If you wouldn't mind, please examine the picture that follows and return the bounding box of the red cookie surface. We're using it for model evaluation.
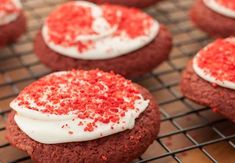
[34,25,172,78]
[190,0,235,37]
[86,0,162,8]
[7,83,160,163]
[181,38,235,122]
[181,61,235,122]
[0,12,26,47]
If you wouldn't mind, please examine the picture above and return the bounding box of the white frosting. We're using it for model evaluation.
[193,56,235,89]
[0,0,22,26]
[10,71,150,144]
[203,0,235,18]
[193,39,235,90]
[42,1,159,60]
[11,96,149,144]
[68,1,119,41]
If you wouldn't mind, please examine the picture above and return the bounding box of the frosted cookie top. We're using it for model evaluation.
[42,1,159,60]
[217,0,235,10]
[203,0,235,18]
[10,70,150,144]
[0,0,22,26]
[193,37,235,89]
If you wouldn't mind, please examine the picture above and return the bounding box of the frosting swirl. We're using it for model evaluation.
[10,70,149,144]
[42,1,159,60]
[0,0,22,26]
[203,0,235,18]
[193,37,235,89]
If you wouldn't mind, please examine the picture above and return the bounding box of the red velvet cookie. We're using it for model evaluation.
[0,0,26,47]
[190,0,235,37]
[34,2,172,78]
[86,0,162,8]
[6,69,160,163]
[181,38,235,122]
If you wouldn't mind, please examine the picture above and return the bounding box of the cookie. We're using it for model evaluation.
[6,70,160,163]
[34,1,172,78]
[0,0,26,47]
[35,25,171,78]
[181,38,235,122]
[86,0,162,8]
[190,0,235,37]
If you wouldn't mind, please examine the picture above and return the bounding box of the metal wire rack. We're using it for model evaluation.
[0,0,235,162]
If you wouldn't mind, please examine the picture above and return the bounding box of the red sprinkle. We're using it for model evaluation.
[46,2,154,52]
[212,107,219,113]
[211,83,218,88]
[217,0,235,10]
[68,131,74,135]
[78,122,83,126]
[46,2,95,52]
[197,38,235,83]
[101,155,107,161]
[0,0,19,14]
[101,5,154,38]
[15,70,141,132]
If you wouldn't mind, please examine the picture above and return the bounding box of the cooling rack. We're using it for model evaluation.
[0,0,235,162]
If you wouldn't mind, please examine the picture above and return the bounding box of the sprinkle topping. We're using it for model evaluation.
[196,38,235,83]
[217,0,235,10]
[101,5,154,38]
[46,2,155,52]
[14,70,141,131]
[0,0,19,13]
